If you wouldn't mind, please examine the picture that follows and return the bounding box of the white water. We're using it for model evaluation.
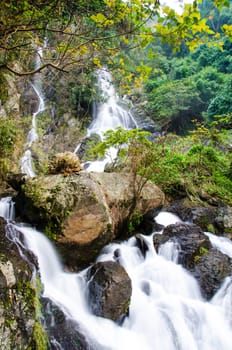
[76,68,137,172]
[21,46,45,177]
[0,197,15,221]
[12,212,232,350]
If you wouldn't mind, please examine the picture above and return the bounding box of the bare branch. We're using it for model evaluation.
[0,63,68,76]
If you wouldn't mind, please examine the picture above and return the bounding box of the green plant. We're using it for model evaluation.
[0,118,17,157]
[127,212,143,232]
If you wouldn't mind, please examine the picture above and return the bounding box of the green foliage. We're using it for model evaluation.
[90,123,231,205]
[207,76,232,118]
[146,79,203,133]
[141,1,232,134]
[0,117,18,178]
[0,118,17,157]
[127,212,143,232]
[89,126,152,164]
[0,74,8,104]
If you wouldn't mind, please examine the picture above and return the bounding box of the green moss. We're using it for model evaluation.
[127,211,143,233]
[194,247,209,262]
[207,224,215,233]
[44,223,57,241]
[199,247,209,255]
[0,73,8,104]
[28,321,49,350]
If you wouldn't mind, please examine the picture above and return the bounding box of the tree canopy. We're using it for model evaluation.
[0,0,231,77]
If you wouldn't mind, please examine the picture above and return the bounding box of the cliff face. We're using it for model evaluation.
[0,65,90,181]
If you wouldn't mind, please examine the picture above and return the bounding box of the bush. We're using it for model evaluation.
[0,118,17,157]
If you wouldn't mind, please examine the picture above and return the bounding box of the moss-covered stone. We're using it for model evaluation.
[15,172,164,269]
[0,218,47,349]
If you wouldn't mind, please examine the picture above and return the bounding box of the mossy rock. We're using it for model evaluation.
[0,218,47,349]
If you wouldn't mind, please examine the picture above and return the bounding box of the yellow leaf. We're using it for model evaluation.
[119,58,124,65]
[93,57,101,67]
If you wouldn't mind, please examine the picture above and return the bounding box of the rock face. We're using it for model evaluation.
[0,72,21,118]
[0,218,46,349]
[153,222,232,299]
[15,172,164,268]
[87,261,132,321]
[165,200,232,238]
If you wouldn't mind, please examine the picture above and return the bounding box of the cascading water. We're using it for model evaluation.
[21,46,45,177]
[4,52,232,349]
[10,211,232,350]
[0,197,15,221]
[75,68,137,172]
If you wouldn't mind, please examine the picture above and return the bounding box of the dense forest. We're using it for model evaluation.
[0,0,231,204]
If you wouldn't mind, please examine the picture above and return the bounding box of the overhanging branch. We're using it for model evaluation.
[0,63,68,76]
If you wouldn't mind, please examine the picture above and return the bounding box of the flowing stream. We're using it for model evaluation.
[0,197,15,221]
[75,68,137,172]
[1,203,231,350]
[21,46,45,177]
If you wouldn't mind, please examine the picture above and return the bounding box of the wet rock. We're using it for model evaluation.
[6,173,26,192]
[87,261,132,321]
[135,234,150,257]
[154,221,232,299]
[140,207,164,234]
[153,223,211,270]
[194,249,232,299]
[215,206,232,239]
[164,200,193,222]
[165,200,232,237]
[42,298,98,350]
[0,218,43,349]
[76,134,101,161]
[191,207,217,233]
[15,172,164,268]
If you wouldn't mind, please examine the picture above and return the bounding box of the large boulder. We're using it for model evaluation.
[86,261,132,321]
[15,172,164,268]
[0,218,47,349]
[153,222,232,299]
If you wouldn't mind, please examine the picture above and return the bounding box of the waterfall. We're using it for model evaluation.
[0,197,15,221]
[75,68,137,172]
[12,212,232,350]
[21,45,45,177]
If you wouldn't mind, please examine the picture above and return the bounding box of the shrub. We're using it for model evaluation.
[0,118,17,157]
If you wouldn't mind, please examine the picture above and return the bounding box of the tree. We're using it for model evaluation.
[146,79,203,133]
[0,0,158,76]
[207,76,232,118]
[0,0,229,79]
